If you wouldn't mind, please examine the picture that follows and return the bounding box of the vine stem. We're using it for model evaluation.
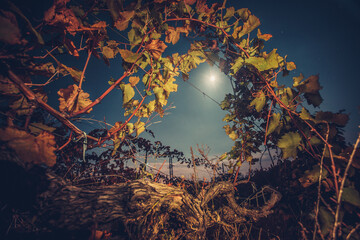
[332,130,360,239]
[7,70,98,142]
[65,49,92,111]
[313,123,330,240]
[263,100,273,145]
[166,18,250,58]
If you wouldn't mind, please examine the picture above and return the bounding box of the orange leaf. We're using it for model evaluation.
[58,84,93,113]
[129,76,140,87]
[257,29,272,41]
[0,127,57,167]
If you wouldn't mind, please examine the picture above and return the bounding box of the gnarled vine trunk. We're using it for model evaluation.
[1,150,281,239]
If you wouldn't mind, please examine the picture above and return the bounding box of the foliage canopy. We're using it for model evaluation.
[0,0,359,239]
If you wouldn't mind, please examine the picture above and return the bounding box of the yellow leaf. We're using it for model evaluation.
[134,121,145,137]
[0,127,56,166]
[119,83,135,105]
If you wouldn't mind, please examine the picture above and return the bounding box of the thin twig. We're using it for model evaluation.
[333,130,360,239]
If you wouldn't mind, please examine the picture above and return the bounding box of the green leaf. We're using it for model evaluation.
[245,49,279,71]
[102,46,116,59]
[250,91,266,112]
[128,28,143,49]
[119,49,141,63]
[266,112,281,136]
[319,206,334,236]
[277,132,301,159]
[342,187,360,208]
[120,83,135,105]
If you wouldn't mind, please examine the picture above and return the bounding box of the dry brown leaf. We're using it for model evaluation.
[0,127,57,167]
[58,84,93,113]
[145,39,167,60]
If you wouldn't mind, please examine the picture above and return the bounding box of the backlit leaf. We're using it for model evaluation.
[145,39,167,60]
[102,46,116,59]
[233,15,260,39]
[297,75,322,94]
[245,49,279,71]
[293,73,304,87]
[277,132,301,159]
[223,125,238,141]
[257,29,272,41]
[129,76,140,87]
[119,49,141,63]
[266,113,281,136]
[120,83,135,105]
[286,61,296,71]
[114,11,135,31]
[299,165,328,188]
[250,91,266,112]
[134,121,145,137]
[224,7,235,20]
[58,84,93,113]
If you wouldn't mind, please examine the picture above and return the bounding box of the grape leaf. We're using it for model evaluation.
[342,187,360,208]
[245,49,279,71]
[10,92,47,116]
[233,15,260,39]
[145,39,167,60]
[134,121,145,137]
[119,83,135,105]
[0,127,56,166]
[286,61,296,71]
[129,76,140,87]
[223,125,238,141]
[0,11,23,45]
[0,75,20,95]
[266,113,281,136]
[114,11,135,31]
[102,46,117,59]
[250,91,266,112]
[58,84,93,113]
[293,73,304,87]
[119,49,141,63]
[297,75,322,94]
[277,132,301,159]
[257,29,272,41]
